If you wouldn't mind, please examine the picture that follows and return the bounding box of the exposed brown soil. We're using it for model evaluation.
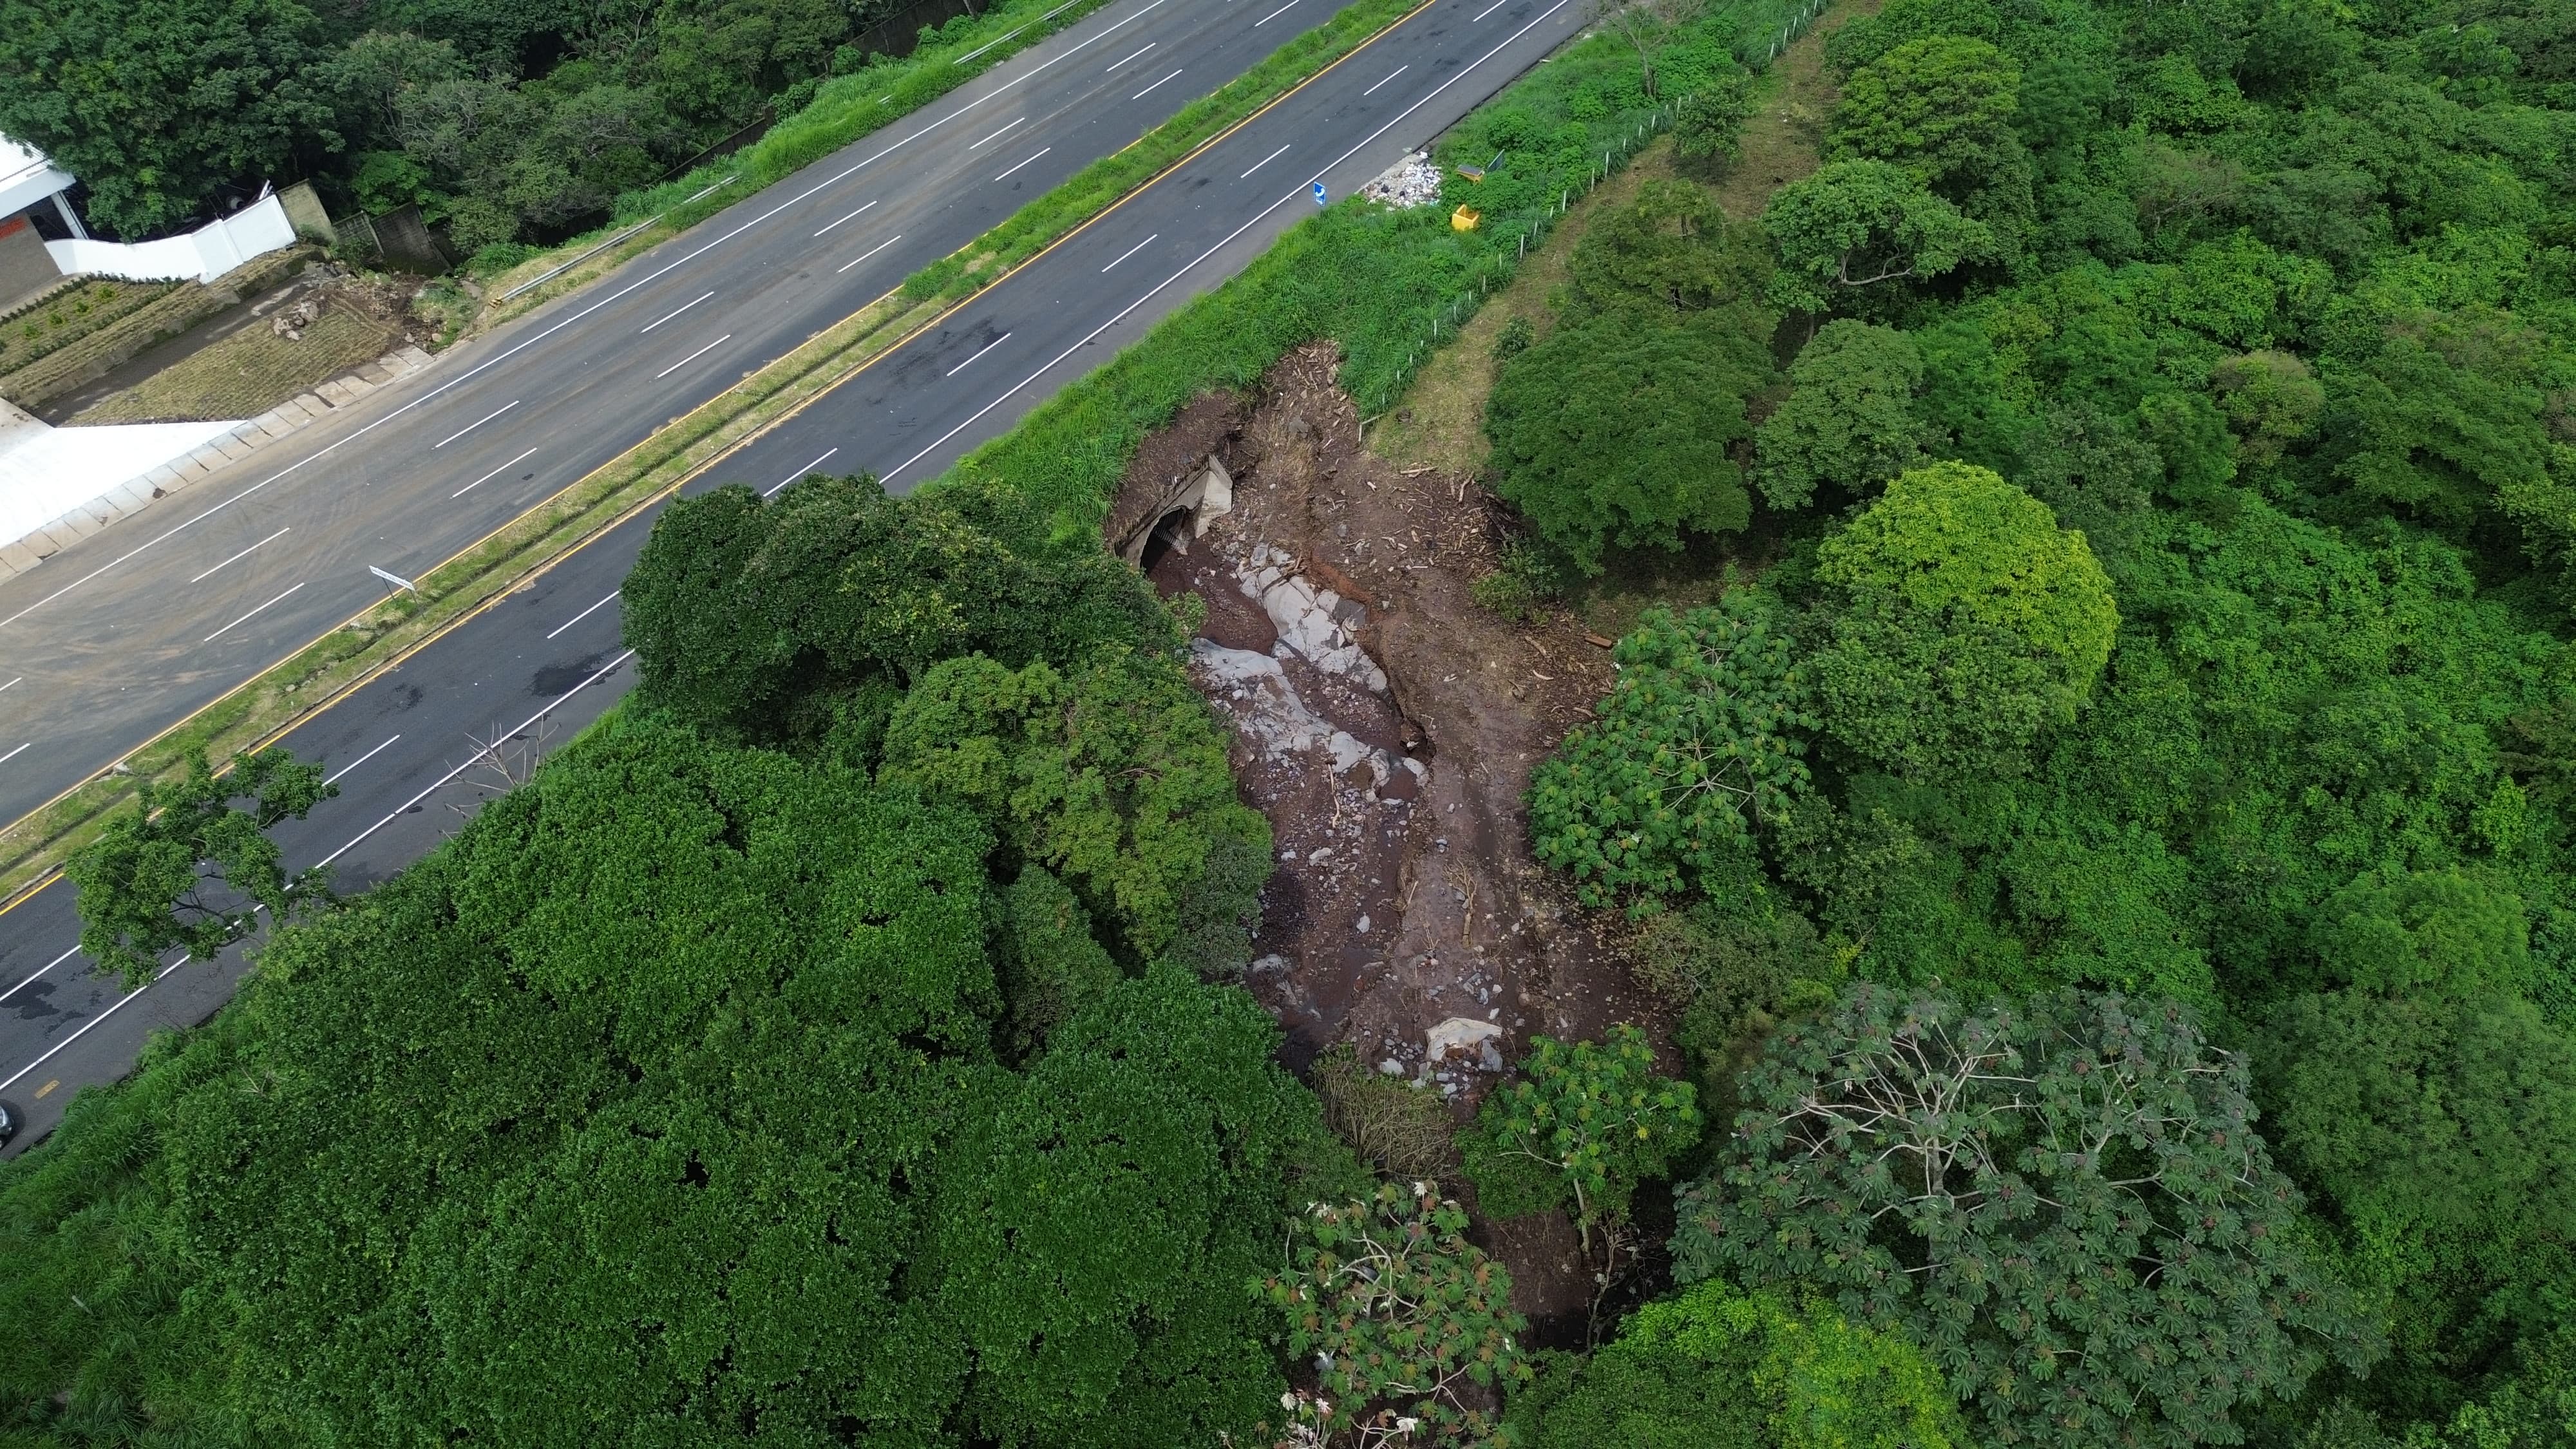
[1121,343,1672,1329]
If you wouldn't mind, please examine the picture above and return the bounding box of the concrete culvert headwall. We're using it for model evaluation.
[1110,453,1233,567]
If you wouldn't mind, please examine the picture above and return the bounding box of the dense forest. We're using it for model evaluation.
[0,0,961,245]
[5,0,2576,1443]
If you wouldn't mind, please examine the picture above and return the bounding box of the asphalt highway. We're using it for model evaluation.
[0,0,1586,1155]
[0,0,1331,829]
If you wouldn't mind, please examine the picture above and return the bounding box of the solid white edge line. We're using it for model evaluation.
[639,290,715,332]
[0,3,1187,636]
[187,526,291,585]
[766,448,840,496]
[451,446,541,499]
[837,235,904,274]
[814,200,880,236]
[1101,232,1160,272]
[883,0,1577,486]
[545,589,621,640]
[1255,0,1300,24]
[431,400,519,448]
[203,582,305,643]
[969,116,1028,149]
[315,650,636,871]
[323,733,402,786]
[0,945,79,1005]
[1241,144,1290,179]
[655,334,733,379]
[1133,68,1184,100]
[994,147,1054,182]
[1364,63,1408,95]
[0,953,188,1097]
[948,332,1015,376]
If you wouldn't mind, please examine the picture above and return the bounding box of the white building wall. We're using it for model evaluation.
[42,192,298,284]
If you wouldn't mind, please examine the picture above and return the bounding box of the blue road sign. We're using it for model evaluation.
[1312,181,1328,205]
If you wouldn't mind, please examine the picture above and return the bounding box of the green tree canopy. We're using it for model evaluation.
[87,712,1344,1445]
[1828,35,2025,198]
[1763,160,1998,314]
[0,0,337,233]
[1515,1278,1971,1449]
[879,645,1271,972]
[1676,983,2377,1449]
[2303,865,2531,997]
[622,474,1170,746]
[2260,988,2576,1245]
[1567,178,1772,317]
[66,748,335,986]
[1484,317,1769,573]
[1811,460,2119,776]
[1461,1025,1701,1246]
[1754,319,1940,511]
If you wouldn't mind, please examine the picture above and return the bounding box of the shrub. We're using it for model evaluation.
[1528,594,1819,903]
[1255,1182,1531,1447]
[1463,1025,1701,1247]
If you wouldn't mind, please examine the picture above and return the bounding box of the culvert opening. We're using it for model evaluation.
[1137,508,1195,572]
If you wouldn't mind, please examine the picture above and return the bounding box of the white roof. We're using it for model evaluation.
[0,133,76,222]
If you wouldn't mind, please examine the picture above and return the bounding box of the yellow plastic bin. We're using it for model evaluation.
[1451,205,1481,232]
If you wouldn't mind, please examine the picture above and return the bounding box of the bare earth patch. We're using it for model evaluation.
[1126,344,1671,1331]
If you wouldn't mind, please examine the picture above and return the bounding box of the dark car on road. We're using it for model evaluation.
[0,1097,17,1149]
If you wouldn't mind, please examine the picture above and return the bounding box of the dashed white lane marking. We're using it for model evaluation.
[0,678,18,693]
[0,952,189,1096]
[655,334,733,379]
[0,945,79,1005]
[948,333,1015,376]
[639,291,715,332]
[1241,144,1290,179]
[0,743,27,766]
[1365,64,1408,95]
[187,527,291,585]
[452,447,540,499]
[1255,0,1300,24]
[768,449,839,496]
[815,200,879,236]
[432,401,518,448]
[1102,233,1160,272]
[995,147,1053,182]
[1106,41,1156,70]
[837,236,904,273]
[204,582,305,643]
[323,734,402,786]
[1133,68,1184,100]
[1473,0,1510,19]
[969,117,1028,149]
[545,590,620,640]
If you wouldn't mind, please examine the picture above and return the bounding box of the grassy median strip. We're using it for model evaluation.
[0,0,1438,907]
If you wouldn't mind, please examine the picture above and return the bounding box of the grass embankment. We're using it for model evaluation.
[1363,0,1868,638]
[937,7,1774,537]
[69,302,401,425]
[0,0,1437,905]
